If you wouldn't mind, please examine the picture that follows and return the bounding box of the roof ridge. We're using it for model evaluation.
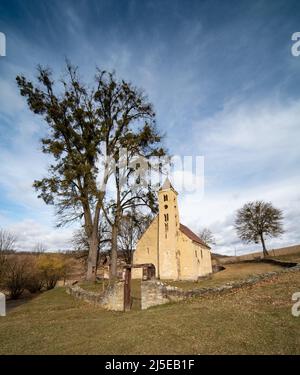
[179,223,211,249]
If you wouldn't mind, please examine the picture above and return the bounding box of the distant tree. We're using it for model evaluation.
[33,242,47,254]
[16,62,165,281]
[0,229,17,253]
[0,229,17,282]
[198,228,216,246]
[234,201,284,257]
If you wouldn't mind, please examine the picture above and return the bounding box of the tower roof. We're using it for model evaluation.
[160,177,175,191]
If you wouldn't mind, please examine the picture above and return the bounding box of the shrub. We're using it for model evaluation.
[0,252,7,283]
[1,255,31,299]
[24,257,44,293]
[37,254,65,290]
[0,253,74,297]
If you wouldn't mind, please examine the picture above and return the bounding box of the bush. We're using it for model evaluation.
[0,252,7,282]
[24,257,44,293]
[0,253,74,297]
[0,255,31,299]
[37,254,65,290]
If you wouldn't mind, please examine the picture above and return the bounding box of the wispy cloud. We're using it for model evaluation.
[0,0,300,252]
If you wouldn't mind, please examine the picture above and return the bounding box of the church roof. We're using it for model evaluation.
[179,223,211,249]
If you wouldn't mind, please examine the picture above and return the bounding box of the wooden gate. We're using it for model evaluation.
[123,267,131,312]
[123,263,155,311]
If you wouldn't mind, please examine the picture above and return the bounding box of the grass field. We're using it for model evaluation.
[166,261,284,290]
[1,270,299,354]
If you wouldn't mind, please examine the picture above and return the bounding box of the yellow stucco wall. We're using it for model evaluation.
[176,231,212,280]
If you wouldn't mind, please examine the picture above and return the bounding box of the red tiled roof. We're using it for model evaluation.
[179,223,211,249]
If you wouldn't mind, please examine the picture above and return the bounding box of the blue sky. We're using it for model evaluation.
[0,0,300,254]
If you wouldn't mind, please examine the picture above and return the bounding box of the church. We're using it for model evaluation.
[132,178,212,280]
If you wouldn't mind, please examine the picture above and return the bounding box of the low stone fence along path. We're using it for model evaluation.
[66,281,124,311]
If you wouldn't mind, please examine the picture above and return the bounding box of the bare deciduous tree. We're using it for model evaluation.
[0,229,17,282]
[198,228,216,246]
[0,229,17,253]
[1,255,30,299]
[234,201,284,257]
[33,242,47,254]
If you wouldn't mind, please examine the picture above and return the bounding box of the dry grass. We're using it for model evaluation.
[78,280,110,292]
[0,270,299,354]
[271,249,300,263]
[166,261,284,290]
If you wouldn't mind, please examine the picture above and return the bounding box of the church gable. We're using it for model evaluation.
[137,215,158,245]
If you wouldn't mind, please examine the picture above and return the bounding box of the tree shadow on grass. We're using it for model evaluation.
[5,291,42,313]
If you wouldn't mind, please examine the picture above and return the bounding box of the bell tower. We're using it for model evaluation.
[158,178,180,279]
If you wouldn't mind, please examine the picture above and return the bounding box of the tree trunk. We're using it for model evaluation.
[260,233,269,257]
[86,231,99,282]
[85,192,105,281]
[110,222,118,281]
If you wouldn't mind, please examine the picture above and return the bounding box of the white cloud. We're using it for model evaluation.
[165,96,300,255]
[0,78,25,115]
[194,97,300,168]
[179,175,300,255]
[6,219,75,251]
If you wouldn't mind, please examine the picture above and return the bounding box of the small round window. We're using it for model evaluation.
[164,205,168,209]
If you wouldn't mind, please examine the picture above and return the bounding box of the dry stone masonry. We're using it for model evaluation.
[66,281,124,311]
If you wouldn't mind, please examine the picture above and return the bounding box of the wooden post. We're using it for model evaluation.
[124,267,131,312]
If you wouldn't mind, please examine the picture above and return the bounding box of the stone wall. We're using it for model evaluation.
[141,262,300,309]
[141,280,170,309]
[66,281,124,311]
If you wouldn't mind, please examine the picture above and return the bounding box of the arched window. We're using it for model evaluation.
[163,194,168,201]
[165,223,168,238]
